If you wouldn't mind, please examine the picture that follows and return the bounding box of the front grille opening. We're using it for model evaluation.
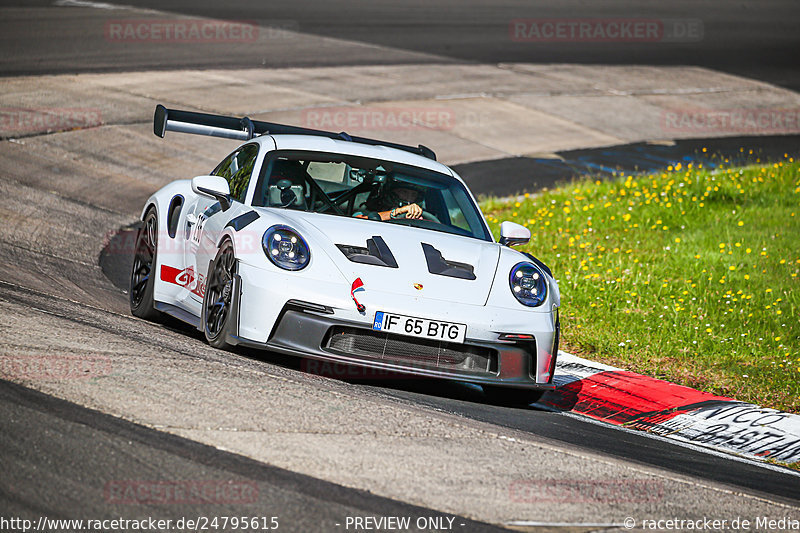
[323,326,497,374]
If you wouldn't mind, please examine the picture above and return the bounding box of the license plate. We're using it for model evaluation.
[372,311,467,344]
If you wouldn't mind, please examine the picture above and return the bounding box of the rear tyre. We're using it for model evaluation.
[202,240,237,350]
[129,208,162,321]
[483,386,543,407]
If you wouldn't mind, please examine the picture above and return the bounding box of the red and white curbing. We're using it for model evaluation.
[542,352,800,465]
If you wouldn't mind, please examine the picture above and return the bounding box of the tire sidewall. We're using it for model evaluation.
[202,240,235,349]
[129,208,160,320]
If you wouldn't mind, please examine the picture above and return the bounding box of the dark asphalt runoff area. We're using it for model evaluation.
[0,378,504,532]
[453,134,800,197]
[1,0,799,92]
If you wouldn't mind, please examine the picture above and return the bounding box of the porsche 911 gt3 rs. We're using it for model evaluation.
[130,105,560,404]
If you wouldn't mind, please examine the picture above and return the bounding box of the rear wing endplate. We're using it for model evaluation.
[153,104,436,160]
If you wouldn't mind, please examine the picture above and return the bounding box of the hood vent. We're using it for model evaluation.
[421,243,476,280]
[336,235,398,268]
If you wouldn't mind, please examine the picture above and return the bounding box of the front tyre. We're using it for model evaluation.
[129,208,161,321]
[482,386,543,407]
[202,240,237,350]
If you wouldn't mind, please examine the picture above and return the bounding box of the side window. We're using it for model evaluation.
[212,144,259,203]
[441,189,469,232]
[306,161,347,195]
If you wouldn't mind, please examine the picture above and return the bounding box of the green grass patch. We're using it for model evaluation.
[481,155,800,412]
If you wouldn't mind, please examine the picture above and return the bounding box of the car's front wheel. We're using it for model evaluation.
[202,240,237,350]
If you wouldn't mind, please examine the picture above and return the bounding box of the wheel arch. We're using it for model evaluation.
[217,230,237,254]
[139,179,194,223]
[218,224,261,265]
[139,195,161,222]
[141,201,158,221]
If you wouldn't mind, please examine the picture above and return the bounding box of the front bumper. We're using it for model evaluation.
[229,300,557,389]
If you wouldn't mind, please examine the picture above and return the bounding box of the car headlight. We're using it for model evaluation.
[262,225,310,271]
[509,262,547,307]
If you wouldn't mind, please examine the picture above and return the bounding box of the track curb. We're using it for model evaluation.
[546,352,800,465]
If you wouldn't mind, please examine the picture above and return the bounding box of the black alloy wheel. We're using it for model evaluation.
[129,209,161,320]
[203,240,237,349]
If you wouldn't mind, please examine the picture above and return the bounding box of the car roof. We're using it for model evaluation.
[254,134,461,182]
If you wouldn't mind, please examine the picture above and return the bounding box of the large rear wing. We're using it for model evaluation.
[153,104,436,160]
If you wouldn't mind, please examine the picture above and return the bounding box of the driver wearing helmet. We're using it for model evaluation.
[354,178,425,221]
[378,185,423,220]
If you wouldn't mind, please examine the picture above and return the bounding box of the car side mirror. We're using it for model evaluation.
[191,175,232,211]
[499,221,530,247]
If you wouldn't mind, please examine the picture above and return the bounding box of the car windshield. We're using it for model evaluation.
[252,151,492,241]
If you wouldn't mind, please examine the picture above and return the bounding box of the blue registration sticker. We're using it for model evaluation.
[373,311,384,331]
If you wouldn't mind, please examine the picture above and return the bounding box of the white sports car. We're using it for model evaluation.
[130,105,560,404]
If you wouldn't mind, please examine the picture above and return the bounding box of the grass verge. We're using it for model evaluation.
[481,154,799,413]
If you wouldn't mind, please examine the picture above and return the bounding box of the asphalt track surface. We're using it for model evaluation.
[0,379,503,531]
[1,0,799,92]
[2,0,800,529]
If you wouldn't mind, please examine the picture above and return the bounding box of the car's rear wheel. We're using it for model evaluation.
[482,386,543,407]
[129,208,161,321]
[202,240,236,349]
